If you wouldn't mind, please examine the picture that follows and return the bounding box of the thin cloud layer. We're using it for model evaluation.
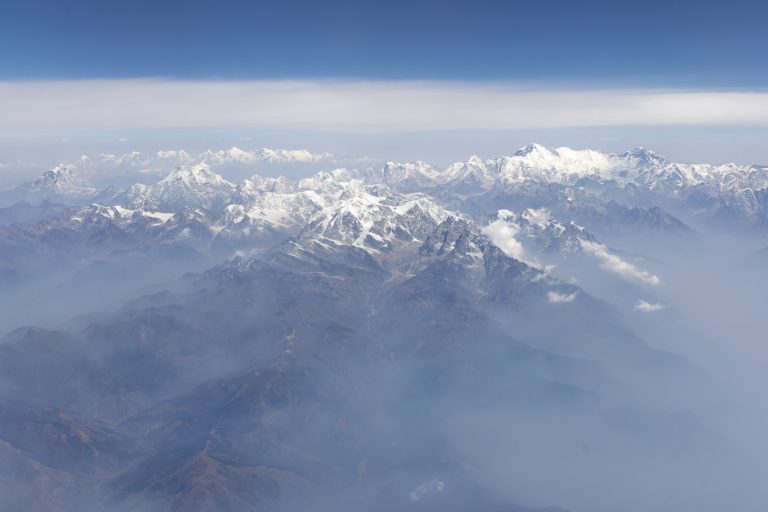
[580,240,661,286]
[547,291,578,304]
[635,300,666,312]
[2,80,768,137]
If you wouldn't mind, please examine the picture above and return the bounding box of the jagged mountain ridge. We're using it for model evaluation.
[0,144,700,234]
[0,145,693,299]
[5,142,766,214]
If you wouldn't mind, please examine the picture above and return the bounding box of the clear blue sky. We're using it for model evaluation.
[1,0,766,85]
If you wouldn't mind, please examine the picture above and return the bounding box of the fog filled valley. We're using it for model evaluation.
[2,144,768,512]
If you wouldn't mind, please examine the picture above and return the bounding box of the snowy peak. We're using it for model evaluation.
[160,163,235,188]
[69,147,335,184]
[200,146,333,165]
[238,174,294,195]
[300,187,450,252]
[221,178,327,235]
[496,144,619,183]
[512,143,613,170]
[9,142,768,239]
[115,151,148,166]
[297,168,363,196]
[514,143,553,157]
[33,164,80,187]
[437,144,622,190]
[83,152,150,167]
[373,161,440,190]
[156,149,193,162]
[131,163,237,210]
[77,149,192,169]
[440,155,494,191]
[432,143,768,195]
[27,164,98,201]
[620,147,668,168]
[254,147,332,163]
[419,216,524,275]
[200,147,255,165]
[488,208,596,257]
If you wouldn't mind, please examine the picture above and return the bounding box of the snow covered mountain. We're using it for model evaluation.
[137,163,237,210]
[77,146,335,170]
[367,161,441,190]
[7,142,767,232]
[2,141,765,289]
[1,142,759,512]
[23,146,351,190]
[200,146,334,165]
[0,164,99,206]
[438,144,628,192]
[484,208,597,258]
[435,143,767,194]
[299,188,449,252]
[421,145,768,230]
[0,142,731,296]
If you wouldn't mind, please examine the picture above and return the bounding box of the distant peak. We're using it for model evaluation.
[226,146,249,156]
[30,163,96,195]
[39,163,77,180]
[467,154,484,164]
[621,147,667,164]
[161,162,232,187]
[514,143,551,157]
[156,149,192,160]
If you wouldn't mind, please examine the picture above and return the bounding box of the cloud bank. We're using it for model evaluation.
[2,80,768,137]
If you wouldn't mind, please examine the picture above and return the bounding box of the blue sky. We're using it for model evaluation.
[3,0,766,84]
[0,0,767,166]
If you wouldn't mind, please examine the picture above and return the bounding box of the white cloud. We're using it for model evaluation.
[547,291,578,303]
[634,300,666,312]
[580,240,661,286]
[1,80,768,138]
[482,216,526,262]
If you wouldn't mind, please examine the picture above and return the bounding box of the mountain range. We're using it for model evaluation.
[0,144,764,512]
